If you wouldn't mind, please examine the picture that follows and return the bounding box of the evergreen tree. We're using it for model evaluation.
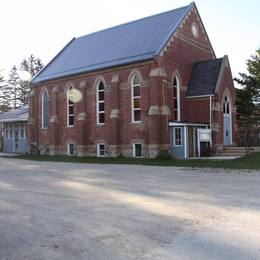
[8,66,20,109]
[235,49,260,145]
[19,55,44,105]
[20,54,44,77]
[0,73,11,112]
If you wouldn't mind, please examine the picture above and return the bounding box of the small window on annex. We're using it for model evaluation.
[174,127,182,146]
[133,143,142,158]
[42,90,48,128]
[20,124,26,139]
[67,143,75,155]
[131,74,141,122]
[67,87,74,126]
[97,143,105,157]
[96,81,105,125]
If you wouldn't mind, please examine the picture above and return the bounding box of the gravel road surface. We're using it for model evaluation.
[0,158,259,259]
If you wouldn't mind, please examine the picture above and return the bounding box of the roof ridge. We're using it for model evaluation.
[76,3,192,40]
[155,2,194,56]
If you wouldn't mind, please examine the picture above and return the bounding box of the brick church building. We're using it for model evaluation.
[29,2,237,158]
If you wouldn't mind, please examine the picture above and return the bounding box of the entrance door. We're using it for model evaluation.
[223,96,232,145]
[14,128,19,153]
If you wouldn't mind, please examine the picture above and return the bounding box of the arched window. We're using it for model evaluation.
[173,76,180,121]
[131,74,141,122]
[42,90,48,128]
[96,81,105,125]
[67,86,74,126]
[223,96,231,114]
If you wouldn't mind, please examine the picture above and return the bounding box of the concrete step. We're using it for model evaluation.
[216,146,247,157]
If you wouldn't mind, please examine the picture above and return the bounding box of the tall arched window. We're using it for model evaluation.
[173,76,180,121]
[42,90,48,128]
[223,96,231,114]
[96,81,105,125]
[67,86,74,126]
[131,74,141,122]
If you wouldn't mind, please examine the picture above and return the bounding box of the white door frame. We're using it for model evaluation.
[223,96,232,145]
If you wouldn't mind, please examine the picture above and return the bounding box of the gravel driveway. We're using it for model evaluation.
[0,157,260,259]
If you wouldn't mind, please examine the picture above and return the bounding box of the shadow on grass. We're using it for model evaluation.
[3,152,260,170]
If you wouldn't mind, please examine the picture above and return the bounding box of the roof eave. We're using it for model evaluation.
[32,57,155,86]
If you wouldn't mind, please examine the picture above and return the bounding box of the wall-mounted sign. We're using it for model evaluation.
[198,129,212,142]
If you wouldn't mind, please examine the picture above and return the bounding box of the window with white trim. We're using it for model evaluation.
[42,90,48,128]
[173,76,180,121]
[174,127,182,146]
[67,143,74,155]
[96,81,105,125]
[97,143,105,157]
[133,143,142,158]
[223,96,231,114]
[67,86,74,127]
[9,128,13,139]
[131,75,141,122]
[5,127,8,139]
[20,124,26,139]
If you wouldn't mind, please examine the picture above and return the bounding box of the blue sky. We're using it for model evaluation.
[0,0,259,81]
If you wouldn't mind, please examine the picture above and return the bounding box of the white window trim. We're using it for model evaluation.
[9,127,14,139]
[42,91,48,129]
[97,143,105,157]
[131,75,141,123]
[19,125,26,139]
[5,127,9,139]
[223,96,233,144]
[96,81,105,125]
[67,143,74,156]
[67,87,74,127]
[132,143,142,158]
[173,127,182,147]
[173,76,181,121]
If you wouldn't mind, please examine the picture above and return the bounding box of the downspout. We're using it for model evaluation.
[209,95,213,152]
[209,95,212,128]
[34,86,39,154]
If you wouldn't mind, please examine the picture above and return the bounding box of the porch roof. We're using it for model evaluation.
[0,106,28,123]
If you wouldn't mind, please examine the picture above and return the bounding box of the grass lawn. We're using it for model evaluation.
[8,152,260,170]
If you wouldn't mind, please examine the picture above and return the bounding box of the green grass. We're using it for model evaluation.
[7,152,260,170]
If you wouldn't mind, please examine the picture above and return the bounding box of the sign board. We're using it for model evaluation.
[198,129,212,142]
[197,128,212,157]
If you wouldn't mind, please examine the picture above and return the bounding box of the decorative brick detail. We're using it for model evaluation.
[110,109,120,118]
[77,112,87,121]
[149,68,167,77]
[148,106,160,115]
[160,106,171,115]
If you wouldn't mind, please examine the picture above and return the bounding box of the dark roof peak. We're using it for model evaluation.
[187,58,224,97]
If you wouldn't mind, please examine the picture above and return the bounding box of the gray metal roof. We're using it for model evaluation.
[0,106,29,123]
[32,3,194,84]
[186,58,223,97]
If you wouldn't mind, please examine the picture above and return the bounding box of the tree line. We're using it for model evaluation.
[0,55,44,112]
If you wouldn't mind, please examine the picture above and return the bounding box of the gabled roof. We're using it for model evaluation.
[0,106,28,123]
[186,58,223,97]
[32,3,194,84]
